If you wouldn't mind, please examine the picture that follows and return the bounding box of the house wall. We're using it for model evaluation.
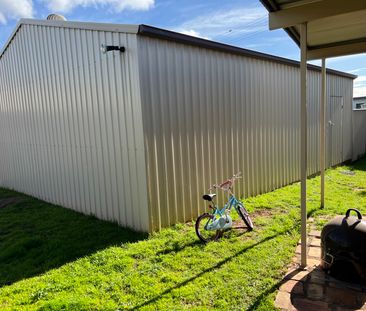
[0,23,150,231]
[353,97,366,110]
[352,110,366,160]
[137,36,354,231]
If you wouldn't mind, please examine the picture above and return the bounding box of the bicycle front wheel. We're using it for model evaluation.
[237,204,254,231]
[195,213,221,242]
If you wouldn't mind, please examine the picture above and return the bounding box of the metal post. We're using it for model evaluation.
[300,23,308,268]
[320,59,326,208]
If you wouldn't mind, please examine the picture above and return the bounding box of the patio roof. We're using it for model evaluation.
[260,0,366,268]
[260,0,366,60]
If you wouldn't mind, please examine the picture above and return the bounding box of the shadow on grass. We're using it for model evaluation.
[156,239,202,256]
[131,222,300,310]
[246,269,301,311]
[0,189,147,287]
[350,157,366,172]
[357,190,366,197]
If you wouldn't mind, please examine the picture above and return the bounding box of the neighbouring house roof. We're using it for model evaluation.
[0,18,357,80]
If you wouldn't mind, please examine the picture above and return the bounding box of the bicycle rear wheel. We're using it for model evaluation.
[195,213,221,242]
[237,204,254,231]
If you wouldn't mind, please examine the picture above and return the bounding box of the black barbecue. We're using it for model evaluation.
[321,209,366,284]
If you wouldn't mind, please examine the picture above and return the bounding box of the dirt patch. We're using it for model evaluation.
[231,219,249,229]
[251,208,274,218]
[231,209,274,230]
[0,197,24,209]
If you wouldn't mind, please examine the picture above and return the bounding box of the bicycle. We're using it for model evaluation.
[195,172,254,242]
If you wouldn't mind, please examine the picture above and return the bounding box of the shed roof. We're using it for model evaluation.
[260,0,366,60]
[0,18,356,79]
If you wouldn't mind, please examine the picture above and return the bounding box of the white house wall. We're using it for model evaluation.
[0,23,149,231]
[137,36,354,231]
[352,110,366,160]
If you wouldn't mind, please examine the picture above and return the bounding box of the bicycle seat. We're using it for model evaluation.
[202,194,216,201]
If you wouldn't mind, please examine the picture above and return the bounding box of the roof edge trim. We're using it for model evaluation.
[260,0,301,47]
[137,24,356,79]
[0,18,139,59]
[0,19,357,80]
[0,20,23,58]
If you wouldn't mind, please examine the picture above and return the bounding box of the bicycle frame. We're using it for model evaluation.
[196,172,253,241]
[211,194,241,217]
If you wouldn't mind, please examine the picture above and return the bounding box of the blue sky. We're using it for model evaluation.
[1,0,366,96]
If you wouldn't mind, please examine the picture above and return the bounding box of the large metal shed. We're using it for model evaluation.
[0,18,356,232]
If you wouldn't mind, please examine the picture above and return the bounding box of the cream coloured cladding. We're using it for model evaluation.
[0,20,356,233]
[0,23,149,231]
[137,36,353,231]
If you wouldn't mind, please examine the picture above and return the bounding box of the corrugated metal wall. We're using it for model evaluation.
[326,76,354,167]
[0,22,356,233]
[352,110,366,160]
[0,24,149,231]
[137,37,354,231]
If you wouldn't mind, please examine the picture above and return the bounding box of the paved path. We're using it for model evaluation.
[275,218,366,311]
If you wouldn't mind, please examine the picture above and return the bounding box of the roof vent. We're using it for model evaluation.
[46,14,67,21]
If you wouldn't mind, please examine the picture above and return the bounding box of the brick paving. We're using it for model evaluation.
[275,218,366,311]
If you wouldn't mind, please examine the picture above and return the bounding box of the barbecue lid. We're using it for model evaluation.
[321,209,366,251]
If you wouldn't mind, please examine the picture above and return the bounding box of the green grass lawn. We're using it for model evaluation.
[0,158,365,310]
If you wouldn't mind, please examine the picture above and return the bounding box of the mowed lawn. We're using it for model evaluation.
[0,159,365,310]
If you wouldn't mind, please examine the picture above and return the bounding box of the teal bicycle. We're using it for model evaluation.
[195,172,253,242]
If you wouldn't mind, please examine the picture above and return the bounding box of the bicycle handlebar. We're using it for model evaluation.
[209,172,242,192]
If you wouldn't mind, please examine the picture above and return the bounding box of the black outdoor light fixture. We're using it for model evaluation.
[100,44,126,54]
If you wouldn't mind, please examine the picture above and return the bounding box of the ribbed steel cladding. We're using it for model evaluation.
[137,37,355,231]
[0,24,359,233]
[0,24,149,232]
